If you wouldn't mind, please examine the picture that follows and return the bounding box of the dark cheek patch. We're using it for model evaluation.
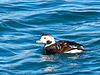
[47,40,52,44]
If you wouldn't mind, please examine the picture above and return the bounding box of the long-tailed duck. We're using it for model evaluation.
[36,33,86,55]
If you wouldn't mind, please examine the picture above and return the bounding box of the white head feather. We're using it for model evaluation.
[36,33,55,47]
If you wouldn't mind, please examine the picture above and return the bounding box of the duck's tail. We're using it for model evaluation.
[82,49,88,52]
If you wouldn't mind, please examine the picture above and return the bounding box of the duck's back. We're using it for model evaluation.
[44,40,84,55]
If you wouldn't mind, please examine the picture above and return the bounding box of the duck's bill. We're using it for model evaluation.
[36,40,42,43]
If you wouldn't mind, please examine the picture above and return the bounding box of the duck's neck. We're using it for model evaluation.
[45,40,55,48]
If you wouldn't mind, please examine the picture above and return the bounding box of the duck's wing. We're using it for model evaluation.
[57,40,85,53]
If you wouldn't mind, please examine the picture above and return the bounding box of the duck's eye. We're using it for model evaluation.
[44,37,46,39]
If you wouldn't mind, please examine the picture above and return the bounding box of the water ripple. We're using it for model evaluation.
[0,0,100,74]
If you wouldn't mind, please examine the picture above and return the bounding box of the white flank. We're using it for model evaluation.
[65,49,83,54]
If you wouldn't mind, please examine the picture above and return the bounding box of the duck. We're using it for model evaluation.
[36,33,86,55]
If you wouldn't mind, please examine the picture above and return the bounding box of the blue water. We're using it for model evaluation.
[0,0,100,75]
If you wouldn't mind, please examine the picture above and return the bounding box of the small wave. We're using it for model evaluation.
[0,0,100,75]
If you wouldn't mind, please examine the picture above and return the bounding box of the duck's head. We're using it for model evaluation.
[36,33,55,47]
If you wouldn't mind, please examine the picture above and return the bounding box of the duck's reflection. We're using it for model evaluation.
[40,54,81,61]
[40,54,58,61]
[44,65,58,71]
[40,54,81,72]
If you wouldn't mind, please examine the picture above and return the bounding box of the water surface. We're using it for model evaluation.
[0,0,100,75]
